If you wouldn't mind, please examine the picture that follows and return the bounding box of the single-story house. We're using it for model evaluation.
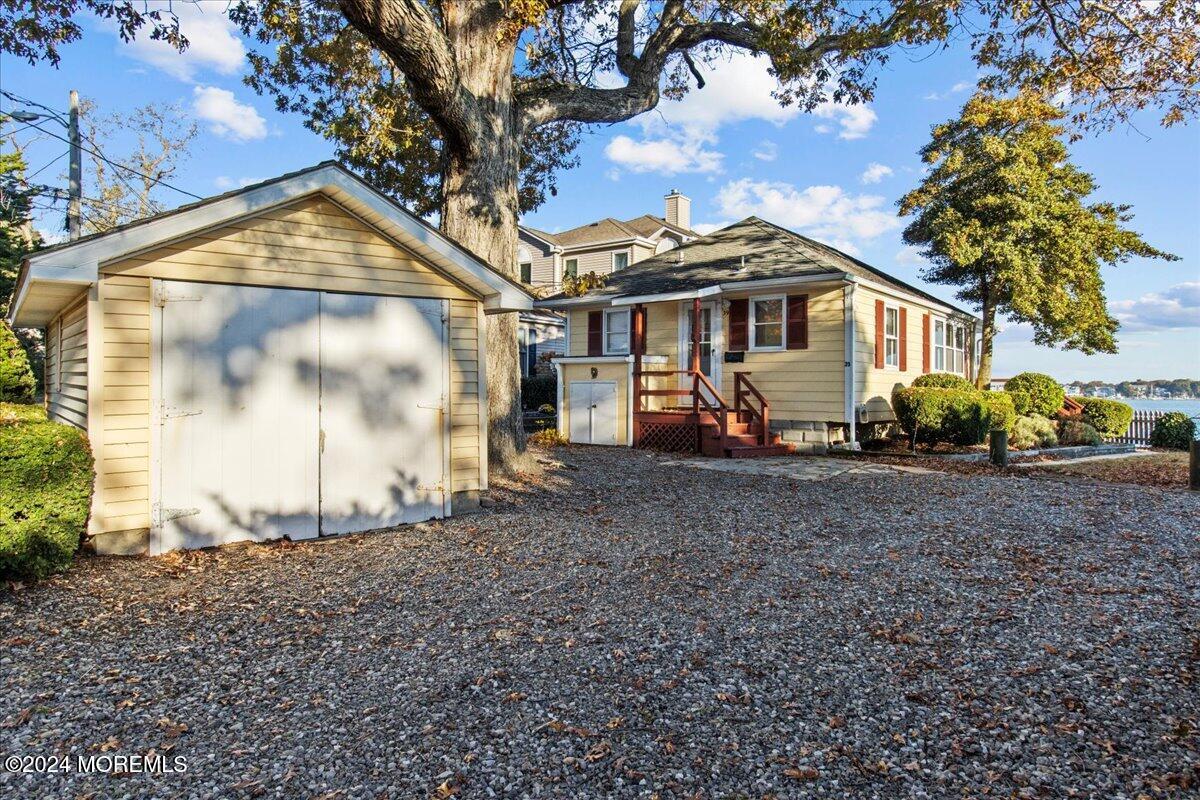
[535,217,979,456]
[518,308,565,376]
[8,162,531,555]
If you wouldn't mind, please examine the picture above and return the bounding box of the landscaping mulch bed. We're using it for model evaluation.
[2,446,1198,798]
[1021,450,1191,490]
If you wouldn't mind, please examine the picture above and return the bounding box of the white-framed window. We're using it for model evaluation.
[884,304,900,369]
[934,318,967,375]
[563,258,578,280]
[749,295,785,350]
[603,308,630,354]
[612,251,629,271]
[519,261,532,284]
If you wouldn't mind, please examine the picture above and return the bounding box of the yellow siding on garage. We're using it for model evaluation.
[86,192,488,542]
[449,299,483,493]
[92,274,152,536]
[104,195,476,301]
[44,292,89,429]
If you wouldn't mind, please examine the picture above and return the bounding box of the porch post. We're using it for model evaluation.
[691,297,701,375]
[632,303,644,444]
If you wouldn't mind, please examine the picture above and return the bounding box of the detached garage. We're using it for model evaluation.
[8,162,531,555]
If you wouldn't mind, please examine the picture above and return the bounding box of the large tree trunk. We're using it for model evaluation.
[438,5,525,470]
[976,293,996,389]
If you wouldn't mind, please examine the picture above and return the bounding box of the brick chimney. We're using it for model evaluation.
[664,189,690,230]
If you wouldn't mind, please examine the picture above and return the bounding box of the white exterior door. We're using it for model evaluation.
[568,381,617,445]
[679,300,722,403]
[155,281,448,553]
[157,282,322,553]
[318,293,447,534]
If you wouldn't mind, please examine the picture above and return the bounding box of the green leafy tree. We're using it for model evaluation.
[1,139,44,396]
[7,1,1198,466]
[900,92,1178,387]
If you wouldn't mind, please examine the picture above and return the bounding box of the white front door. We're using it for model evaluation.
[157,282,322,553]
[679,301,722,402]
[568,381,617,445]
[319,293,447,534]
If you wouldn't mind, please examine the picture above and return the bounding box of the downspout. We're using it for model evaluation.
[843,280,860,450]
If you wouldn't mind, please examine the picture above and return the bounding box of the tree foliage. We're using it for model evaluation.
[899,92,1178,384]
[0,140,39,310]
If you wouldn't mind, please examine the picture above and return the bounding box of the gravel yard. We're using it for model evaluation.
[2,446,1198,799]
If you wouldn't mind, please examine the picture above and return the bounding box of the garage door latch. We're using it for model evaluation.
[153,503,200,525]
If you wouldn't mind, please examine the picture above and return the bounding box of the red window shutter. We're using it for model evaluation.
[587,310,603,356]
[786,294,808,350]
[898,307,908,372]
[728,298,749,350]
[874,299,885,369]
[922,313,931,374]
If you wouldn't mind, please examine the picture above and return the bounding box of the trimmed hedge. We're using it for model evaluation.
[1071,396,1133,438]
[1058,419,1102,447]
[911,372,974,390]
[1004,372,1065,418]
[1,322,36,403]
[893,387,1012,447]
[0,403,94,581]
[1149,411,1197,451]
[980,391,1017,434]
[1010,415,1058,450]
[520,374,557,411]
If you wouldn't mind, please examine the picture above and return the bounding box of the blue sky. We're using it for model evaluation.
[4,4,1197,382]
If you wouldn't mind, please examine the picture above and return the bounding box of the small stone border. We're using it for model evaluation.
[838,442,1140,463]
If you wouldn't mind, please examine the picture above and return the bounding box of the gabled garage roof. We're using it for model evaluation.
[9,161,532,326]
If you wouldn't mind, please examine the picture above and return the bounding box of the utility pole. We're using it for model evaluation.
[67,89,81,240]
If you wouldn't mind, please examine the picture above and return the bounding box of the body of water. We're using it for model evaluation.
[1124,398,1200,417]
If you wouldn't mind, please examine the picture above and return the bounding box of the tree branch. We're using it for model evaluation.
[336,0,481,157]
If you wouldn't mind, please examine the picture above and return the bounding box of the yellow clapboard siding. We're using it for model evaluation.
[102,484,149,503]
[97,469,149,489]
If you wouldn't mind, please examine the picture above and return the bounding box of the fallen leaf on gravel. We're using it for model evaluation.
[2,706,34,728]
[95,736,121,752]
[158,717,188,738]
[585,741,612,762]
[828,716,845,729]
[784,766,819,780]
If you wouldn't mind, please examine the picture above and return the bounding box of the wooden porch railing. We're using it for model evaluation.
[733,372,769,443]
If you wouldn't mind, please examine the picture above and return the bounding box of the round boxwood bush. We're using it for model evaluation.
[1072,397,1133,438]
[1149,411,1197,451]
[1004,372,1064,418]
[1006,389,1032,416]
[1009,415,1059,450]
[980,391,1016,433]
[1058,419,1102,447]
[1,322,36,403]
[0,404,94,581]
[911,372,974,390]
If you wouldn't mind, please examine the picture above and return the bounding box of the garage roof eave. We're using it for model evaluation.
[17,162,533,317]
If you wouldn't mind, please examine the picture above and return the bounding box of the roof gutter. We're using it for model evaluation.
[844,275,975,320]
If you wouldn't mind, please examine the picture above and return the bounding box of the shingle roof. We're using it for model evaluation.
[520,214,696,250]
[538,216,975,317]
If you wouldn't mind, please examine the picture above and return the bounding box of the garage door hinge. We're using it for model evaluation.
[153,503,200,525]
[153,286,201,306]
[160,402,202,420]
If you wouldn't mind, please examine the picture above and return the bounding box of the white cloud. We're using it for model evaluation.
[607,52,800,176]
[752,140,778,162]
[811,101,876,140]
[860,162,893,184]
[192,86,267,142]
[923,80,974,102]
[115,4,245,82]
[604,132,722,175]
[712,178,901,252]
[1109,282,1200,331]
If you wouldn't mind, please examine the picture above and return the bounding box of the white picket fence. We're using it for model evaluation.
[1106,410,1165,445]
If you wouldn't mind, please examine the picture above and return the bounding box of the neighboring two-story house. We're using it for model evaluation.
[516,190,699,376]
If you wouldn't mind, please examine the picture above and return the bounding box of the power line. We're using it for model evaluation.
[26,150,68,181]
[23,118,203,201]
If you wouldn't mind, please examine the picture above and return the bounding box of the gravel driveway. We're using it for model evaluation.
[2,446,1197,798]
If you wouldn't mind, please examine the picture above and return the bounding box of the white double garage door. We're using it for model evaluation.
[153,280,449,554]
